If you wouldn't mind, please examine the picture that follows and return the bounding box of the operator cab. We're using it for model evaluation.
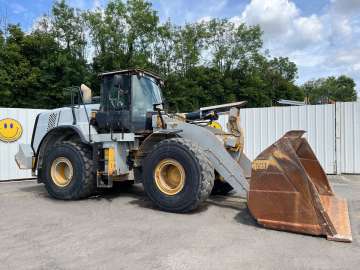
[92,69,164,133]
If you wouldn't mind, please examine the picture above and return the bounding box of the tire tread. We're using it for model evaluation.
[145,138,214,212]
[43,142,96,200]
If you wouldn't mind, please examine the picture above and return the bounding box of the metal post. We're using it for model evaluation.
[335,102,342,175]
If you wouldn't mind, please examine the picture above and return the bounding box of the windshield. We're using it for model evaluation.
[132,75,163,108]
[136,75,162,102]
[132,75,163,130]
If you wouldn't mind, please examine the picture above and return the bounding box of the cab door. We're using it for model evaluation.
[96,74,131,133]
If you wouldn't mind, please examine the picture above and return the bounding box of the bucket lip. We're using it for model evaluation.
[327,233,353,243]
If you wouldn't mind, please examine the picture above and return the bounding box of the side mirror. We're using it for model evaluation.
[80,84,92,104]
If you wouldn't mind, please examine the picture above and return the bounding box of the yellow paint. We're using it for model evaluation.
[105,148,116,176]
[252,160,269,170]
[0,118,23,142]
[208,121,223,130]
[154,159,185,196]
[50,157,74,187]
[32,156,36,170]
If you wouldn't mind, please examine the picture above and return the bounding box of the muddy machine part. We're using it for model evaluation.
[248,130,352,242]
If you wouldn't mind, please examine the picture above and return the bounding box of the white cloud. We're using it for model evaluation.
[332,48,360,67]
[294,15,324,43]
[326,0,360,41]
[197,16,212,23]
[231,0,326,52]
[93,0,101,9]
[331,0,360,15]
[10,3,27,14]
[332,17,352,38]
[239,0,298,38]
[230,0,360,91]
[157,0,228,24]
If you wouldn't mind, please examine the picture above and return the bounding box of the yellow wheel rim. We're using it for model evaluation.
[154,159,185,196]
[50,157,74,187]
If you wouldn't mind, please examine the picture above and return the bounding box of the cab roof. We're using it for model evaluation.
[99,68,163,82]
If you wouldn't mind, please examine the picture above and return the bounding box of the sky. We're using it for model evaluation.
[1,0,360,91]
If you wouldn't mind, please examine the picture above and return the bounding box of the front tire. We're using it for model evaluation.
[42,142,96,200]
[142,138,214,213]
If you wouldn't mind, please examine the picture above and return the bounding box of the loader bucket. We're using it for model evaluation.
[248,130,352,242]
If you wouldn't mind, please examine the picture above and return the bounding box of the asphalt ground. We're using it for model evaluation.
[0,175,359,270]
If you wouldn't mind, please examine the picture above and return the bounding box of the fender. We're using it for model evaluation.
[33,125,90,177]
[134,129,181,168]
[34,125,89,154]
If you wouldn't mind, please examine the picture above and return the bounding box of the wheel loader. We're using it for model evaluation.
[15,69,352,242]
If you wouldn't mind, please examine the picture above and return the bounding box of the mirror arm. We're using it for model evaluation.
[153,103,165,129]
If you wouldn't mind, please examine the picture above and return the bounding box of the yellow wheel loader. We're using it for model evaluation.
[16,69,352,242]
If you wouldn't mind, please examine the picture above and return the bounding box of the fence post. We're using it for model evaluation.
[335,102,342,175]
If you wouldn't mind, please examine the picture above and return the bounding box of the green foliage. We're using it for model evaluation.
[85,0,159,71]
[0,0,356,110]
[0,1,90,108]
[302,75,357,104]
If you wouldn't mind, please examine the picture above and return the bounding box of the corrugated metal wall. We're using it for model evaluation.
[0,108,47,180]
[0,103,358,180]
[219,104,337,174]
[338,102,360,174]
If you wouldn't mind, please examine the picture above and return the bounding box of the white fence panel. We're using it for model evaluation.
[219,104,336,174]
[0,103,358,180]
[339,102,360,174]
[0,108,47,181]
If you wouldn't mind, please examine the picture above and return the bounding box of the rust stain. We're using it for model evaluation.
[248,130,352,242]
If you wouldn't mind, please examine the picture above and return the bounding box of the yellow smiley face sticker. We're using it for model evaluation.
[0,118,23,142]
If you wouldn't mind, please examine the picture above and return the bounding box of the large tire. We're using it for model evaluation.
[142,138,214,213]
[42,142,96,200]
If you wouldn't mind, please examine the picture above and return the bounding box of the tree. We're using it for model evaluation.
[0,19,90,108]
[0,0,356,110]
[0,30,11,103]
[85,0,159,73]
[204,19,263,73]
[329,75,357,102]
[268,57,297,82]
[152,20,176,75]
[0,25,38,107]
[302,76,357,104]
[52,0,87,58]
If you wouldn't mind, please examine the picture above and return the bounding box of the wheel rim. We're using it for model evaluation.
[154,159,185,196]
[50,157,74,187]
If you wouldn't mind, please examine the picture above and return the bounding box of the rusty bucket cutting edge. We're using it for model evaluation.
[248,130,352,242]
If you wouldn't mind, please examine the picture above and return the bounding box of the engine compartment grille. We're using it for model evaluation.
[47,113,58,131]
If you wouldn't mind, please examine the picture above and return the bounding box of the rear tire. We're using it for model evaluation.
[142,138,214,213]
[42,142,96,200]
